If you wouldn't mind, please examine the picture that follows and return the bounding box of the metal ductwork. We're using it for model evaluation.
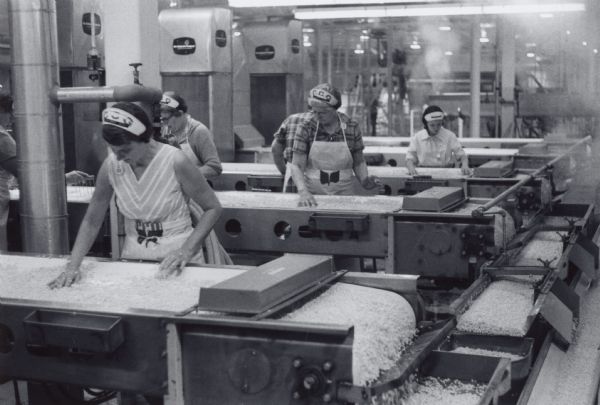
[9,0,67,254]
[9,0,162,255]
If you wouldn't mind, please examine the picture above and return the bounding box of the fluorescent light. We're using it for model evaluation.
[540,13,554,18]
[229,0,437,6]
[410,43,421,50]
[438,26,451,31]
[354,49,365,54]
[445,50,453,56]
[294,2,585,19]
[526,52,535,58]
[479,37,490,43]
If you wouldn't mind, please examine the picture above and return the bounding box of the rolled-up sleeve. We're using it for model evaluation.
[0,130,16,162]
[292,121,311,157]
[189,125,222,175]
[406,137,418,163]
[449,135,466,159]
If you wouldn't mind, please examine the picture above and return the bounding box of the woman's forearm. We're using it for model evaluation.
[181,206,222,255]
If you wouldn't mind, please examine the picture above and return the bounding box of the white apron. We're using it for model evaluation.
[181,139,232,265]
[304,116,354,196]
[108,145,205,263]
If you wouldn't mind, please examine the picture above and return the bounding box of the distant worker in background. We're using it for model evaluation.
[406,105,470,176]
[289,83,381,207]
[0,91,92,251]
[159,91,222,179]
[48,102,223,289]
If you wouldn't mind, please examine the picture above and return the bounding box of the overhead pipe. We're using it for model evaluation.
[472,135,592,217]
[9,0,161,255]
[52,84,162,104]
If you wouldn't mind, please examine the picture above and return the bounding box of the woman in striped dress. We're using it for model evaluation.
[49,102,222,288]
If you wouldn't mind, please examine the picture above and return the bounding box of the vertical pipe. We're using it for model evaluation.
[8,0,69,254]
[470,16,481,138]
[493,17,500,138]
[386,25,393,137]
[500,16,516,138]
[316,24,323,83]
[327,29,333,84]
[343,32,349,91]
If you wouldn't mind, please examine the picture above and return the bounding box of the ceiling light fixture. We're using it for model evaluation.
[294,2,585,20]
[438,26,451,31]
[229,0,439,6]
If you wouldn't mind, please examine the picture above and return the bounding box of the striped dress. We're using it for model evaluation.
[107,144,203,262]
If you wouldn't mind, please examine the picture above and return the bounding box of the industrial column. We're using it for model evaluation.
[499,16,516,138]
[8,0,68,254]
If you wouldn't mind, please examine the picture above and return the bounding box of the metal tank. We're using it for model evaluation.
[235,19,304,146]
[158,7,234,161]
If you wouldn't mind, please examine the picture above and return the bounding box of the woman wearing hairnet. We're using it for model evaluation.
[289,83,381,207]
[406,105,470,176]
[48,102,222,288]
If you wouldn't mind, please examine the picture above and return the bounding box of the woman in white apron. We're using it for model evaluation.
[289,83,381,207]
[49,102,223,288]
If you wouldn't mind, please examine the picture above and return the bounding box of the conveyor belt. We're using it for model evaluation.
[215,163,547,202]
[363,146,519,167]
[363,136,544,148]
[235,146,520,166]
[216,190,403,212]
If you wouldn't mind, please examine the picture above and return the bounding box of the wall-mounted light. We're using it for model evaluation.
[294,2,585,20]
[582,41,587,46]
[594,49,598,54]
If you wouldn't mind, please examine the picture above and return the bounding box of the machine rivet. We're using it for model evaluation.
[323,393,332,402]
[293,358,302,368]
[322,361,333,372]
[292,391,301,400]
